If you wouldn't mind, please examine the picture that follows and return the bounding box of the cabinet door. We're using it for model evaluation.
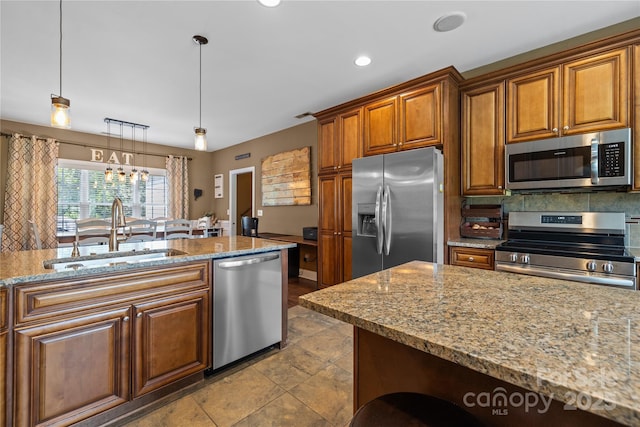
[339,109,362,170]
[506,66,560,143]
[319,175,337,233]
[319,232,338,287]
[318,117,338,173]
[562,47,629,135]
[399,84,442,149]
[340,175,353,282]
[462,82,505,195]
[133,289,210,397]
[634,44,640,191]
[363,96,398,156]
[13,307,131,427]
[0,288,6,427]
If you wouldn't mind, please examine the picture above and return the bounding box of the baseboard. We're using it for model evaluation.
[299,269,317,281]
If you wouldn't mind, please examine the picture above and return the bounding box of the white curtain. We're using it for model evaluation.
[4,134,59,251]
[165,155,189,219]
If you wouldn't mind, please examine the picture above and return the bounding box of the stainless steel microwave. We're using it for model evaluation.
[505,128,632,191]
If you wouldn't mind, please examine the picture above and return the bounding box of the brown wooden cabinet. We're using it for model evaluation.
[318,108,361,174]
[363,96,397,156]
[11,261,210,427]
[507,47,630,143]
[363,82,444,156]
[461,82,505,195]
[449,246,495,270]
[133,289,209,397]
[633,44,640,191]
[318,173,352,287]
[14,307,131,427]
[0,288,7,427]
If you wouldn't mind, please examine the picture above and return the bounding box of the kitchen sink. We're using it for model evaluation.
[43,248,189,270]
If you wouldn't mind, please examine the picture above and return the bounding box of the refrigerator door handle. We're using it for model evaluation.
[383,185,392,256]
[375,185,383,255]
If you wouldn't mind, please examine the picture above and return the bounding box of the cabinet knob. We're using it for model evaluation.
[552,128,558,133]
[393,143,397,146]
[563,125,569,131]
[123,316,130,322]
[337,165,341,169]
[136,312,143,318]
[468,257,475,262]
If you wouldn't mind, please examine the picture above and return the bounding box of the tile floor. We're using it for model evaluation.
[120,305,354,427]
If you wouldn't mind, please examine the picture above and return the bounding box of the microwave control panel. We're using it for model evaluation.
[599,142,624,177]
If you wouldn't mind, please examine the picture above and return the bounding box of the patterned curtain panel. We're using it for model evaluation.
[4,134,59,251]
[165,155,189,219]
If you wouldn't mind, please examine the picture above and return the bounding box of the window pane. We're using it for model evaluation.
[57,159,168,230]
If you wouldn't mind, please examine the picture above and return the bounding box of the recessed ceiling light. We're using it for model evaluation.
[258,0,281,7]
[433,11,466,32]
[355,56,372,67]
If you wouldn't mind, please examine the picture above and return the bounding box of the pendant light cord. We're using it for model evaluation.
[199,41,202,128]
[59,0,63,97]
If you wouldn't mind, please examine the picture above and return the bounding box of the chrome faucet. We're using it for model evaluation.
[109,197,127,251]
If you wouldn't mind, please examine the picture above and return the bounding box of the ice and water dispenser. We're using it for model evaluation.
[357,203,378,237]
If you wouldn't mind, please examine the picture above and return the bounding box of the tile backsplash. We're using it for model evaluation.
[464,191,640,247]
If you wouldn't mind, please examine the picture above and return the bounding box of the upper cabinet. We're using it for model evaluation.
[506,47,630,143]
[363,82,444,156]
[318,108,362,174]
[461,82,505,195]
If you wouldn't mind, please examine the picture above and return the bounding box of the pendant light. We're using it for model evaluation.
[129,125,138,183]
[105,119,113,182]
[51,0,70,128]
[140,126,149,182]
[193,35,208,151]
[117,122,126,182]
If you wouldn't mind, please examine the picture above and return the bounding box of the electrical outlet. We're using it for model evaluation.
[226,209,230,215]
[257,210,263,216]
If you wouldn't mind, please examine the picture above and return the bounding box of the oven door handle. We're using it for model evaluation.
[495,263,636,289]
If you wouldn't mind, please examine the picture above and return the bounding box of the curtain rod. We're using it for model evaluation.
[0,131,192,161]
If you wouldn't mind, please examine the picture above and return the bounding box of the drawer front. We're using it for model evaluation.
[14,261,210,326]
[449,247,494,270]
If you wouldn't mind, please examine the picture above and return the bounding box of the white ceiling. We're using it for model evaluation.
[1,1,638,152]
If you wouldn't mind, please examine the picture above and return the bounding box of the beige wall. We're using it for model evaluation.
[0,118,215,221]
[0,118,318,236]
[210,120,318,236]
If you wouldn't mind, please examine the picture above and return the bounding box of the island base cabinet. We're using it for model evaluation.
[13,307,131,427]
[133,290,209,397]
[354,328,624,427]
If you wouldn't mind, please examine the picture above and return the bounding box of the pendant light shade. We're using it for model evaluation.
[193,35,208,151]
[194,127,207,151]
[51,0,70,128]
[51,96,70,128]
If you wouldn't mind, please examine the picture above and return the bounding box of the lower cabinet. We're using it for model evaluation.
[133,290,209,396]
[13,308,132,427]
[11,261,211,427]
[449,246,495,270]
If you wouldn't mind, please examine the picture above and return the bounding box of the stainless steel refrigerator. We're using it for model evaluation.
[352,146,444,279]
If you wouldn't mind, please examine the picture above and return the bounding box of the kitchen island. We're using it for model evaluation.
[0,236,295,427]
[299,261,640,426]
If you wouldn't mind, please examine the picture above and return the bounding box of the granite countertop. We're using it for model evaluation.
[447,238,505,249]
[299,261,640,426]
[0,236,295,287]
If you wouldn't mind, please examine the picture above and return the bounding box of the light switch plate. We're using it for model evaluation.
[257,210,263,216]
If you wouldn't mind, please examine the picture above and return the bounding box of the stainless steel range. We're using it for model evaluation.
[495,211,636,290]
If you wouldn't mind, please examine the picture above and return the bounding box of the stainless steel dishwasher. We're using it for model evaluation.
[213,251,282,370]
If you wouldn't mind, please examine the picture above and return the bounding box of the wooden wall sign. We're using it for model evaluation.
[261,147,311,206]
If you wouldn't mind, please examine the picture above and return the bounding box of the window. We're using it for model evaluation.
[57,159,168,232]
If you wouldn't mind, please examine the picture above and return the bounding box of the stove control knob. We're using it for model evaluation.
[603,262,614,274]
[519,255,530,265]
[509,253,518,263]
[586,261,598,272]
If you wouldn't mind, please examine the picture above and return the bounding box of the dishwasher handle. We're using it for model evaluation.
[217,253,280,269]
